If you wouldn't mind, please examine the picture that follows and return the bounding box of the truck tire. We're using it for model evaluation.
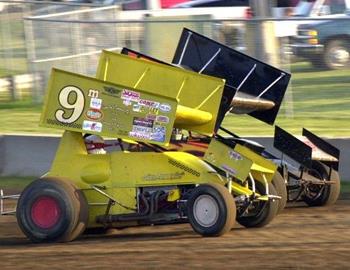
[303,161,340,206]
[272,172,287,214]
[187,183,236,236]
[237,182,278,228]
[324,39,350,70]
[16,177,88,243]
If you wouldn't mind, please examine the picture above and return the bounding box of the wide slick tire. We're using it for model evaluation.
[16,177,88,243]
[187,183,236,237]
[272,171,287,214]
[237,182,278,228]
[303,161,340,207]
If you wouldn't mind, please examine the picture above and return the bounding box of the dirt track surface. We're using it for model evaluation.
[1,200,350,270]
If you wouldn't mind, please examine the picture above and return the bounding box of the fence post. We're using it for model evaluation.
[24,17,41,103]
[0,5,16,75]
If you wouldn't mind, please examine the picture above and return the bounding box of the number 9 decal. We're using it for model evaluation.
[55,86,85,124]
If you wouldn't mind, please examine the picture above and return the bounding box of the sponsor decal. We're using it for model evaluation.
[123,99,132,106]
[146,114,157,120]
[133,117,154,128]
[122,89,140,102]
[88,89,99,98]
[159,103,171,113]
[86,108,103,121]
[221,164,237,176]
[82,120,102,132]
[129,131,151,140]
[229,150,243,161]
[168,158,201,177]
[90,98,102,110]
[133,103,142,112]
[156,115,169,124]
[143,172,185,181]
[151,125,166,142]
[138,99,160,108]
[132,126,152,134]
[103,86,121,98]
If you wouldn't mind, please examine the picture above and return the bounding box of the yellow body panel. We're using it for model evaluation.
[204,139,253,182]
[96,51,225,135]
[47,131,225,227]
[234,144,277,182]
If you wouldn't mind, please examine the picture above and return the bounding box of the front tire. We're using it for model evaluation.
[272,172,287,214]
[187,183,236,237]
[237,182,278,228]
[16,177,88,243]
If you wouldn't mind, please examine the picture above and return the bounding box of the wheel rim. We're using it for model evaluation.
[304,168,325,201]
[31,196,61,229]
[193,195,219,227]
[328,46,349,67]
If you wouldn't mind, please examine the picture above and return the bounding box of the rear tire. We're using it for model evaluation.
[272,172,287,214]
[303,161,340,206]
[187,183,236,237]
[16,177,88,243]
[237,182,278,228]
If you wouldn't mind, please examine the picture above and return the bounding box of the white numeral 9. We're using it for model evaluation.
[55,86,85,124]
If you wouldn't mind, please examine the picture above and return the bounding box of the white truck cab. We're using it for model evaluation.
[275,0,350,37]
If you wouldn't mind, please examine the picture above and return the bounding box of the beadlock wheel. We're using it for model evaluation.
[187,183,236,237]
[193,194,220,228]
[16,177,88,243]
[30,196,61,229]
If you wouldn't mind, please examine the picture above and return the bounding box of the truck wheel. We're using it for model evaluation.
[272,172,287,214]
[303,161,340,206]
[187,183,236,237]
[16,177,88,243]
[237,182,278,228]
[324,39,350,70]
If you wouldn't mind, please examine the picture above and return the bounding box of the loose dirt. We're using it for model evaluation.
[1,200,350,269]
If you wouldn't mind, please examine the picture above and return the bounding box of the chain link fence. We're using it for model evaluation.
[0,1,349,128]
[0,0,103,101]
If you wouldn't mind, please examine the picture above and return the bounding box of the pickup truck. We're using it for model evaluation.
[290,14,350,69]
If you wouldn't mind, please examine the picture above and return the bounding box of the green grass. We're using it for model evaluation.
[0,177,35,191]
[0,100,60,134]
[0,62,350,137]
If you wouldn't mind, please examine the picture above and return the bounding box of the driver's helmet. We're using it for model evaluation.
[84,134,106,154]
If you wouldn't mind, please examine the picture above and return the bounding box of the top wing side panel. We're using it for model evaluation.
[40,68,177,145]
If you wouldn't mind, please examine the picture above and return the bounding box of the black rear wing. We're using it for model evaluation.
[274,126,339,170]
[172,28,291,126]
[302,128,340,170]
